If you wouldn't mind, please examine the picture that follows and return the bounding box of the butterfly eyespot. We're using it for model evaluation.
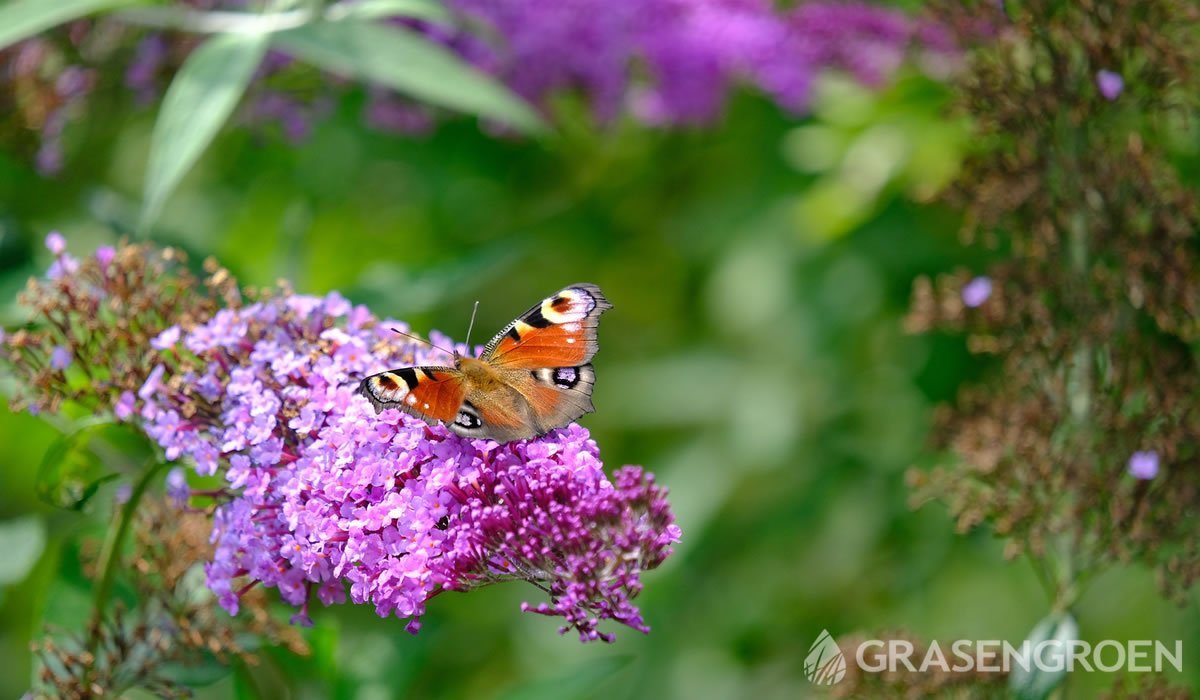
[455,403,483,430]
[539,289,593,324]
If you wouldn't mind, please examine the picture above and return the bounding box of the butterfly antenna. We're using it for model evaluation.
[462,301,480,353]
[388,327,456,357]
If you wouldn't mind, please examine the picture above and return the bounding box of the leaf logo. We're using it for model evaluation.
[805,629,847,685]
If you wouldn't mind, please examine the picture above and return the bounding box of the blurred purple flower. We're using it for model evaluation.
[45,231,66,255]
[46,253,80,280]
[50,346,72,370]
[166,467,191,506]
[151,325,181,351]
[1128,450,1159,480]
[125,35,168,105]
[95,246,116,268]
[115,391,136,421]
[137,290,678,641]
[962,276,992,308]
[451,0,931,123]
[1096,69,1124,101]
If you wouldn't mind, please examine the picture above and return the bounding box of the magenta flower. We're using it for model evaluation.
[1128,451,1159,480]
[1096,69,1124,101]
[95,246,116,268]
[961,276,993,308]
[45,231,67,255]
[135,289,678,642]
[452,0,933,123]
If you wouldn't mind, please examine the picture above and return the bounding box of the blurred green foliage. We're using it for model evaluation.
[0,64,1197,698]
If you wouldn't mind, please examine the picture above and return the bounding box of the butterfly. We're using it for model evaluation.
[357,283,612,443]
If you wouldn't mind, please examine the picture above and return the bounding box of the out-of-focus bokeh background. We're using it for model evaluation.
[1,2,1198,697]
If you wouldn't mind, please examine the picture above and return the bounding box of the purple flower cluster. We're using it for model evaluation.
[440,461,675,641]
[135,290,679,641]
[440,0,949,123]
[4,39,97,174]
[8,1,951,173]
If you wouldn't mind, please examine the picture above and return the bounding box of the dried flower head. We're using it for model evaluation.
[4,236,236,416]
[31,497,308,700]
[909,0,1200,607]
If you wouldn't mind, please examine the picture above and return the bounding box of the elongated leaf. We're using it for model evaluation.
[334,0,453,25]
[0,516,46,585]
[0,0,146,51]
[273,19,543,133]
[141,31,269,230]
[36,419,119,510]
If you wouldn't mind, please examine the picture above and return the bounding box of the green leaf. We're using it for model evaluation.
[0,0,147,51]
[35,419,119,510]
[140,31,269,230]
[273,19,543,133]
[333,0,454,25]
[1008,611,1079,700]
[0,516,46,585]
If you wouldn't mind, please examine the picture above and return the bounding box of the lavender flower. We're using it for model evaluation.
[45,231,67,255]
[961,276,992,307]
[45,232,79,280]
[95,245,116,268]
[1096,69,1124,101]
[453,0,934,123]
[125,35,169,105]
[150,325,181,351]
[166,467,190,506]
[133,287,678,641]
[1128,451,1159,480]
[49,346,72,370]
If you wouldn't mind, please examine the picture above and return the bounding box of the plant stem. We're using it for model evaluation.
[84,461,170,689]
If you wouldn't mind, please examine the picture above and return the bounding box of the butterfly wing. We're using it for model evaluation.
[513,363,598,430]
[357,366,466,427]
[360,284,611,443]
[481,283,611,370]
[473,284,610,438]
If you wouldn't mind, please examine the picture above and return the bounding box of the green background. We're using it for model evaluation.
[0,63,1196,697]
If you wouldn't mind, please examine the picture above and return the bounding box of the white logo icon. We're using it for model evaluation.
[805,629,847,685]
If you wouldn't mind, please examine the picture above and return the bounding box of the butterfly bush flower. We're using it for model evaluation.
[1096,69,1124,101]
[122,275,680,641]
[1128,451,1159,480]
[49,346,72,370]
[452,0,949,123]
[3,1,953,172]
[960,276,992,308]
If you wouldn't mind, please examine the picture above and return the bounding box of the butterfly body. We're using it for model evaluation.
[357,284,610,443]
